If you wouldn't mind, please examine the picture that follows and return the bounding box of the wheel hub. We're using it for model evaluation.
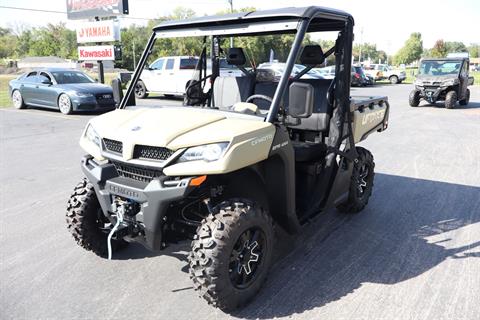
[237,240,259,275]
[357,164,369,195]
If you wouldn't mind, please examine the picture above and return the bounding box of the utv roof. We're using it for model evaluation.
[153,6,354,34]
[421,57,469,61]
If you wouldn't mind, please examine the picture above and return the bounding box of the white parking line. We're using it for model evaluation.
[0,108,82,120]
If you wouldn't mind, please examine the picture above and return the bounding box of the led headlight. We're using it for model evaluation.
[441,79,458,86]
[84,124,100,147]
[178,142,229,163]
[75,92,94,97]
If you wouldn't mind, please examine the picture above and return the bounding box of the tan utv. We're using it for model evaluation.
[66,6,389,311]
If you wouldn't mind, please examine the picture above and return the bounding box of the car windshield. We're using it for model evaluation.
[419,60,462,76]
[51,71,95,84]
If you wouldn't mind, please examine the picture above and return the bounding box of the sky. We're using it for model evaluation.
[0,0,479,55]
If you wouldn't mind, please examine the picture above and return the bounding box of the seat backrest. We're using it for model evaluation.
[293,79,333,132]
[213,76,254,109]
[252,77,333,131]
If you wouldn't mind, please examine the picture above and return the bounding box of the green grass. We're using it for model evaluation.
[0,74,16,107]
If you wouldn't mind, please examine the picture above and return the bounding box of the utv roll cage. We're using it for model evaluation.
[120,6,354,122]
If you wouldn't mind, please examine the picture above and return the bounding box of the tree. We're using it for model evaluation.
[0,27,17,58]
[468,44,480,58]
[393,33,423,65]
[430,39,447,58]
[445,41,467,53]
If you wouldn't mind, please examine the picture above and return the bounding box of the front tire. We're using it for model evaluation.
[445,90,457,109]
[459,88,470,106]
[134,80,149,99]
[409,90,421,107]
[389,75,399,84]
[58,93,73,114]
[189,200,274,311]
[66,178,128,257]
[336,147,375,214]
[12,90,26,109]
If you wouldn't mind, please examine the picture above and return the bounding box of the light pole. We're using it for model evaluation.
[228,0,233,47]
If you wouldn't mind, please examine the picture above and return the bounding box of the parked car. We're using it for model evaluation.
[257,62,322,79]
[135,56,243,99]
[353,66,374,85]
[9,68,115,115]
[315,65,365,86]
[363,65,384,82]
[369,64,406,84]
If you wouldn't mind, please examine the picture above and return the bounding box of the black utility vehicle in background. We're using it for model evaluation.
[409,57,474,109]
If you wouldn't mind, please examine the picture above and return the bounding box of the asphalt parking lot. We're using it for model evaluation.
[1,84,479,320]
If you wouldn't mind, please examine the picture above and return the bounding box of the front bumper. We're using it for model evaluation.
[72,96,116,112]
[416,85,446,103]
[81,155,193,251]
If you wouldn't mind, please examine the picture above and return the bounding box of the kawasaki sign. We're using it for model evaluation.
[78,45,115,61]
[66,0,129,20]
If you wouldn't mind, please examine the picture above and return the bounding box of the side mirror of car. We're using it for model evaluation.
[41,79,52,85]
[288,82,314,118]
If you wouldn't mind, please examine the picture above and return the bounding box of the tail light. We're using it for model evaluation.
[354,73,360,79]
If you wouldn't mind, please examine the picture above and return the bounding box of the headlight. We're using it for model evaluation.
[441,79,458,86]
[85,124,100,147]
[178,142,229,162]
[414,79,424,86]
[75,92,94,97]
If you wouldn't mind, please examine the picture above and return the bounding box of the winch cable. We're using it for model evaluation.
[107,209,124,260]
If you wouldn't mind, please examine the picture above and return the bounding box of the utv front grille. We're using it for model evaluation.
[103,138,123,155]
[133,145,174,161]
[112,161,163,183]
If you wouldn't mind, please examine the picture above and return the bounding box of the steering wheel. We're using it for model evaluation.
[245,94,273,104]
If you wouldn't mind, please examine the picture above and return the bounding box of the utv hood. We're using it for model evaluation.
[415,74,458,84]
[87,106,273,153]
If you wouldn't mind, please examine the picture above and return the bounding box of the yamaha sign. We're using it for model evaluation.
[76,20,120,43]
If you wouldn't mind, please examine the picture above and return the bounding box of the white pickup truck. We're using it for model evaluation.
[369,64,406,84]
[134,56,243,98]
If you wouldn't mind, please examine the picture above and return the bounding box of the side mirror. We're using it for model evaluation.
[288,82,313,118]
[41,79,52,85]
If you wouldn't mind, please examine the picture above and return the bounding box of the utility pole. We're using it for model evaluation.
[94,16,105,83]
[132,41,136,70]
[228,0,233,48]
[358,27,364,65]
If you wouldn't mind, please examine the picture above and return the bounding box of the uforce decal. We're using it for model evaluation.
[251,134,273,146]
[361,109,386,126]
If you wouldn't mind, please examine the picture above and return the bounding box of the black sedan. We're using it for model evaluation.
[9,68,116,114]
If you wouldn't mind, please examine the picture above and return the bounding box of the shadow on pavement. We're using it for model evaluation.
[232,173,480,318]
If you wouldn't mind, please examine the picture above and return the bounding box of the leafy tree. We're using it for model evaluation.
[467,44,479,58]
[445,41,467,53]
[0,27,17,58]
[393,33,423,65]
[430,39,447,58]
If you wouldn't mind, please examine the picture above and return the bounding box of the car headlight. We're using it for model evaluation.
[75,92,94,97]
[85,124,101,147]
[441,79,458,86]
[178,142,229,163]
[414,79,424,86]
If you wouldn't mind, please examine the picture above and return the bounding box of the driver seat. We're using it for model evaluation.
[213,48,255,110]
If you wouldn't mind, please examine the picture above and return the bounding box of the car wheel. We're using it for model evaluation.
[134,80,148,99]
[189,199,274,311]
[58,93,73,114]
[409,90,421,107]
[336,147,375,214]
[445,91,457,109]
[12,90,26,109]
[389,75,399,84]
[459,88,470,106]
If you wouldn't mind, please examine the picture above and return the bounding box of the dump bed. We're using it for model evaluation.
[350,96,389,143]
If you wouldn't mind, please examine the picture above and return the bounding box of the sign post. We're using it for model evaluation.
[67,0,128,84]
